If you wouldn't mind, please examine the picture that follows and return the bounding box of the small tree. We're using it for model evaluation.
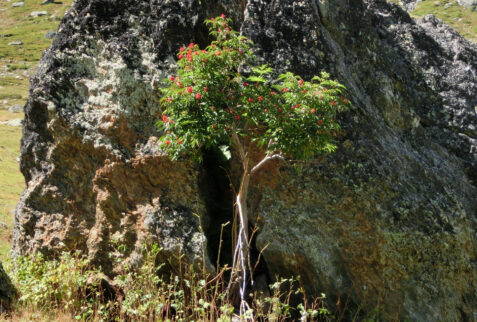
[158,15,349,317]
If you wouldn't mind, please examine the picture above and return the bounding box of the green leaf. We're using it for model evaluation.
[246,76,267,83]
[219,145,231,160]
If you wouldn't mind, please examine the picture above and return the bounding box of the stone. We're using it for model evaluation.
[14,0,477,320]
[41,0,53,4]
[44,30,56,39]
[30,11,47,17]
[7,41,22,46]
[0,263,17,312]
[8,104,22,113]
[0,118,22,127]
[457,0,477,7]
[11,2,24,7]
[399,0,422,11]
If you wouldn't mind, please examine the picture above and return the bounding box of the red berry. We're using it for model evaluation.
[258,96,263,101]
[169,76,175,82]
[248,98,253,102]
[221,14,226,19]
[178,54,184,59]
[243,82,248,86]
[187,86,193,93]
[283,88,288,92]
[318,119,323,125]
[331,101,336,106]
[216,51,221,56]
[188,43,194,49]
[165,140,171,146]
[177,139,183,144]
[235,115,240,120]
[270,91,276,95]
[196,93,202,100]
[310,108,315,113]
[179,47,185,52]
[204,87,209,92]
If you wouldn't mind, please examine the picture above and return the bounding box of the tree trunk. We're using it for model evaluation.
[235,159,251,316]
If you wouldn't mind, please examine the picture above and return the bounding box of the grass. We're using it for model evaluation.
[0,111,24,262]
[0,0,72,261]
[411,0,477,42]
[0,1,72,62]
[0,0,73,108]
[7,63,29,72]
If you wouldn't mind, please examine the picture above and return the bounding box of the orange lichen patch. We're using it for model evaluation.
[98,115,137,152]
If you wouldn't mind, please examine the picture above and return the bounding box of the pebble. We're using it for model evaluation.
[0,119,23,127]
[45,30,56,39]
[31,11,48,17]
[8,41,23,45]
[11,2,24,7]
[8,104,23,113]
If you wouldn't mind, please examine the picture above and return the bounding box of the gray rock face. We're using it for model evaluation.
[14,0,477,320]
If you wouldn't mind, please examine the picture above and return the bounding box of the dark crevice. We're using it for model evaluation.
[199,147,235,268]
[199,148,272,290]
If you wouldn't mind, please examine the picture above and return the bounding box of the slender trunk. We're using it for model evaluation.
[235,157,251,317]
[237,167,250,269]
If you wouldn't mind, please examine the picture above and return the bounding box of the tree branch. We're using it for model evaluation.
[232,132,246,164]
[250,153,284,175]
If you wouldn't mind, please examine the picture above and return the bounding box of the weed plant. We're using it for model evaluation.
[6,245,331,321]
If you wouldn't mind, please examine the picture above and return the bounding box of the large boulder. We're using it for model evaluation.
[14,0,476,320]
